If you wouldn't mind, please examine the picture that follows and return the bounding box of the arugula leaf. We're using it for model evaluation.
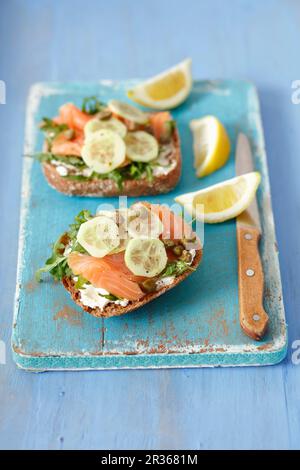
[102,293,120,301]
[68,210,93,244]
[31,152,53,163]
[145,163,153,182]
[32,152,86,168]
[127,161,153,182]
[36,210,92,282]
[81,96,106,115]
[53,154,86,167]
[97,162,153,189]
[161,260,195,278]
[74,275,88,289]
[33,152,154,190]
[106,169,124,190]
[128,162,144,179]
[66,163,153,190]
[35,255,68,282]
[40,117,69,134]
[40,118,70,145]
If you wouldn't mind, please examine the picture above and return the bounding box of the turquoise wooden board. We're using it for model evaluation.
[12,79,287,370]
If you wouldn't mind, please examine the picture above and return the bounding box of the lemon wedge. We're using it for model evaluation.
[175,172,261,223]
[190,116,231,177]
[127,58,192,110]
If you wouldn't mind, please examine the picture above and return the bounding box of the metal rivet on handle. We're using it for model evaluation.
[244,233,252,240]
[253,314,260,322]
[246,269,255,277]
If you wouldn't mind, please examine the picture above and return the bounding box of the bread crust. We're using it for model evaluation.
[62,247,202,318]
[42,130,181,197]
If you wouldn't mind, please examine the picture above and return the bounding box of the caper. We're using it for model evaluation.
[180,250,192,263]
[173,245,184,257]
[141,278,157,293]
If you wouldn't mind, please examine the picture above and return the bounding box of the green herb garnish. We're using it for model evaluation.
[32,152,154,190]
[145,163,154,182]
[102,293,120,301]
[128,161,153,181]
[36,210,92,282]
[81,96,106,115]
[119,161,154,188]
[106,169,125,190]
[74,276,119,299]
[68,210,93,249]
[74,275,88,289]
[40,118,70,146]
[32,152,86,168]
[161,260,195,278]
[63,162,154,189]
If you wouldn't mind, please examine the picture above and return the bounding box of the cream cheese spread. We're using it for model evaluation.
[79,283,129,310]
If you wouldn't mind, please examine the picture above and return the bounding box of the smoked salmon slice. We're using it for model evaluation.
[54,103,93,131]
[51,129,85,157]
[143,202,194,240]
[51,104,91,156]
[67,252,144,301]
[149,111,172,141]
[51,139,82,157]
[101,252,146,281]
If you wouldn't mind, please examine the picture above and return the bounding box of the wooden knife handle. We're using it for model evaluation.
[237,225,269,340]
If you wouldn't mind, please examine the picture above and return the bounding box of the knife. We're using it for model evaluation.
[236,133,269,340]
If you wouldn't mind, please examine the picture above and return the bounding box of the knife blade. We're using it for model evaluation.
[236,133,269,340]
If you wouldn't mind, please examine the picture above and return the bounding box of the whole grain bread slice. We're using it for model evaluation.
[42,130,181,197]
[62,247,202,318]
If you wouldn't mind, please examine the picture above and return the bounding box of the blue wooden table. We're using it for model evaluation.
[0,0,299,450]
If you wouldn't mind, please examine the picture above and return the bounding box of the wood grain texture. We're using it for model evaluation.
[0,0,300,451]
[237,225,269,340]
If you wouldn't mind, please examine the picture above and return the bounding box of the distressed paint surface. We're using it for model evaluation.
[12,79,287,370]
[1,0,300,451]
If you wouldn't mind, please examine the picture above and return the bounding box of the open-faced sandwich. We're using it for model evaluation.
[36,203,202,318]
[36,97,181,197]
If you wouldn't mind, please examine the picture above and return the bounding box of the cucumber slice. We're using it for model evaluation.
[125,239,167,277]
[127,204,163,239]
[125,131,159,162]
[110,237,129,254]
[81,129,126,174]
[96,208,137,253]
[84,117,127,139]
[77,215,120,258]
[108,99,149,124]
[96,208,137,230]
